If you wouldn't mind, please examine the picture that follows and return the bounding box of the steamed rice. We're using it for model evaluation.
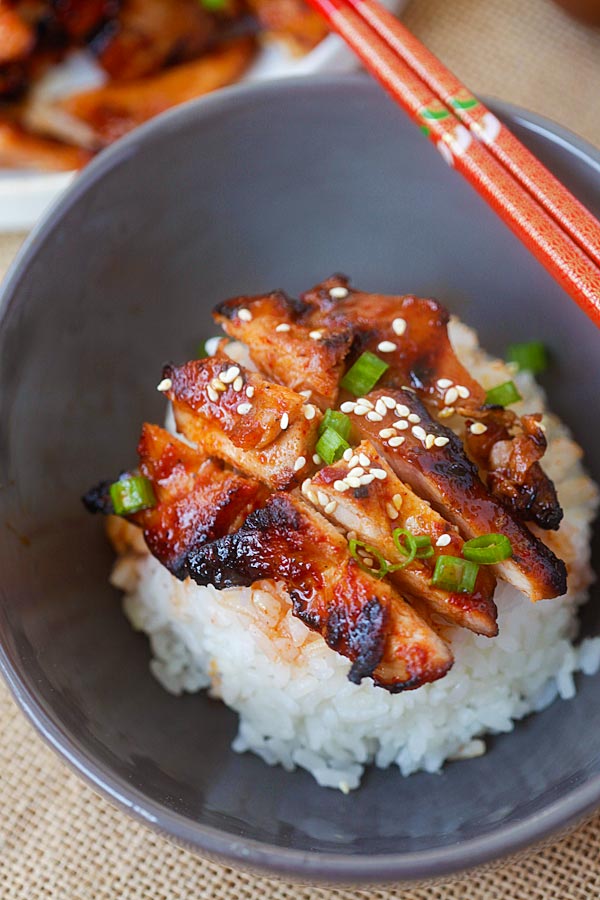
[111,319,600,790]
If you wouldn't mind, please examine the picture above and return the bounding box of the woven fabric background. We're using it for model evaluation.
[2,0,600,895]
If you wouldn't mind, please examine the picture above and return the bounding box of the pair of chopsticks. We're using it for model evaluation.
[304,0,600,326]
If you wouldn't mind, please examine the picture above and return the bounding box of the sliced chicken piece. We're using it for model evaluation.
[91,0,216,81]
[0,5,34,65]
[82,423,267,577]
[246,0,329,53]
[347,388,567,601]
[0,120,91,170]
[186,492,453,691]
[57,37,256,148]
[164,357,322,489]
[213,289,353,409]
[465,411,562,530]
[306,440,498,636]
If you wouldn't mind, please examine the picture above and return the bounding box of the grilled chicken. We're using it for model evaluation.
[0,120,91,169]
[187,492,453,690]
[306,440,498,636]
[92,0,217,81]
[57,37,256,148]
[348,388,566,600]
[213,290,353,409]
[246,0,328,53]
[164,357,322,489]
[83,423,267,577]
[0,5,34,66]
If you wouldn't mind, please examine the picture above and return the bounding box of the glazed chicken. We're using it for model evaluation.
[84,276,568,693]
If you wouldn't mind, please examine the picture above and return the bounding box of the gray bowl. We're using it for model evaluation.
[0,75,599,886]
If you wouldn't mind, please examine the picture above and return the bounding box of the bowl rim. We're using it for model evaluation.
[1,73,600,885]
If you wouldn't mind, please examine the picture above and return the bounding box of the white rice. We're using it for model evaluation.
[112,321,600,791]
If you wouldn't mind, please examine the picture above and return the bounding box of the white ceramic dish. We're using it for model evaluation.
[0,0,406,233]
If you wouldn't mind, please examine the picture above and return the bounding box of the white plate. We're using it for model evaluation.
[0,0,405,232]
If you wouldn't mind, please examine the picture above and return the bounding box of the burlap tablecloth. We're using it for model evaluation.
[2,1,600,895]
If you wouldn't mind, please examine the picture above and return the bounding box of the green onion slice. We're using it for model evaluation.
[506,341,547,374]
[341,351,389,397]
[319,409,351,441]
[349,538,391,579]
[485,380,522,407]
[315,427,350,465]
[391,528,418,568]
[431,555,479,593]
[462,533,512,564]
[109,475,156,516]
[414,535,434,559]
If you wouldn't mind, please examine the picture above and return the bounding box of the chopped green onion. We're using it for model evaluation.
[341,351,389,396]
[414,535,434,559]
[431,555,479,593]
[315,427,350,465]
[348,538,391,579]
[392,528,418,569]
[109,476,156,516]
[462,533,512,564]
[485,380,522,407]
[506,341,547,374]
[319,409,351,441]
[198,0,228,11]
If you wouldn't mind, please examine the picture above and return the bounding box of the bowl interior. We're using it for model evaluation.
[0,77,599,882]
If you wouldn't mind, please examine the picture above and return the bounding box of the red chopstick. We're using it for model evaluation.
[344,0,600,272]
[304,0,600,326]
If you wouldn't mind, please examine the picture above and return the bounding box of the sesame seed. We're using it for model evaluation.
[324,500,338,515]
[395,404,410,417]
[378,340,397,353]
[334,480,349,492]
[307,490,319,505]
[379,428,396,439]
[246,385,255,398]
[301,479,311,494]
[393,420,410,431]
[280,412,289,430]
[456,385,471,399]
[436,534,452,547]
[360,474,375,485]
[204,336,221,357]
[392,493,403,510]
[275,323,291,332]
[389,436,405,448]
[392,317,407,336]
[330,286,349,299]
[407,413,421,424]
[294,456,306,472]
[382,396,397,409]
[313,453,322,465]
[157,378,172,392]
[232,376,243,392]
[339,781,350,795]
[362,557,374,568]
[348,467,365,478]
[207,386,219,402]
[359,453,371,468]
[375,399,388,416]
[340,401,356,413]
[412,425,427,441]
[355,398,374,410]
[470,422,488,435]
[304,404,316,420]
[386,503,399,520]
[299,390,312,400]
[444,387,459,405]
[237,402,252,415]
[371,468,387,480]
[366,411,383,422]
[437,378,453,389]
[348,455,360,468]
[425,434,436,450]
[238,308,252,322]
[211,378,226,392]
[317,491,329,506]
[354,406,368,416]
[220,365,240,384]
[434,436,450,447]
[343,448,354,462]
[438,406,454,419]
[346,476,362,488]
[309,330,323,340]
